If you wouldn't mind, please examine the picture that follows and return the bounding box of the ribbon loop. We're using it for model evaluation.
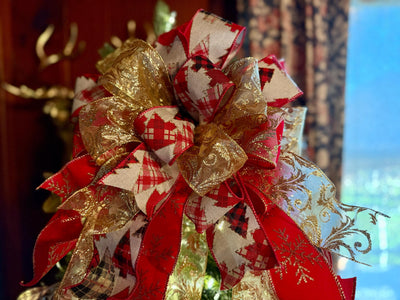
[100,144,178,217]
[177,123,247,196]
[258,55,303,107]
[80,39,176,162]
[240,107,285,169]
[24,9,383,300]
[218,57,267,123]
[156,9,246,79]
[100,39,174,107]
[174,55,235,123]
[134,106,195,164]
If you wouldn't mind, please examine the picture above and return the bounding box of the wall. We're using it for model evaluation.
[0,0,235,298]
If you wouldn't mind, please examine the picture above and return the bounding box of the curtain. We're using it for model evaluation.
[237,0,349,195]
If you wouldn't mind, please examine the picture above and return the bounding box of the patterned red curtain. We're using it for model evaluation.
[237,0,349,195]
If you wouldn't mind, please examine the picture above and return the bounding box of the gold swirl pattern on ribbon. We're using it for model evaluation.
[175,56,286,196]
[22,10,387,300]
[280,107,307,155]
[240,107,386,262]
[177,123,247,196]
[56,185,138,292]
[80,39,175,163]
[220,58,267,121]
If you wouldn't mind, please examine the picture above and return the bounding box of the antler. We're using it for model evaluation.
[36,23,85,70]
[1,23,85,100]
[0,82,74,100]
[109,19,136,48]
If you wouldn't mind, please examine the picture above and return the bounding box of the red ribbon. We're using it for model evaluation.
[156,9,355,299]
[21,209,83,287]
[23,154,98,287]
[24,9,360,300]
[260,205,355,300]
[127,177,191,300]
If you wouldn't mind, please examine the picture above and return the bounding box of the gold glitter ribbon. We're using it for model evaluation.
[177,57,280,196]
[80,39,175,164]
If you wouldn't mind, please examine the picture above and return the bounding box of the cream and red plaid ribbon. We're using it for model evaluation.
[22,9,383,300]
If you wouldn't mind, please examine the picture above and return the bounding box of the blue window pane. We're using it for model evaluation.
[341,1,400,299]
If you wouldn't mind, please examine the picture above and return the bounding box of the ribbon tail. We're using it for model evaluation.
[39,154,98,200]
[260,206,352,300]
[206,196,277,289]
[128,177,191,300]
[338,276,357,300]
[21,210,83,287]
[55,213,97,296]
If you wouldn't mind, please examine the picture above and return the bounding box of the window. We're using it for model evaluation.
[339,1,400,299]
